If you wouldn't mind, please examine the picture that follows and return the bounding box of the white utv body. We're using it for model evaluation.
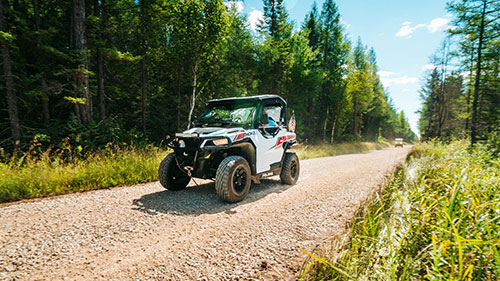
[158,95,300,202]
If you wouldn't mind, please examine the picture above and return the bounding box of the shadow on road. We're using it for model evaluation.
[131,178,293,216]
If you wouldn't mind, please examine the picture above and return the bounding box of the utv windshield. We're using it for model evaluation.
[195,99,258,128]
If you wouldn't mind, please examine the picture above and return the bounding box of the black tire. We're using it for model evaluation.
[280,152,300,185]
[158,153,190,191]
[215,156,251,203]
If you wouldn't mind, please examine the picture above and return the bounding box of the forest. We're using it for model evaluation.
[0,0,416,154]
[418,0,500,144]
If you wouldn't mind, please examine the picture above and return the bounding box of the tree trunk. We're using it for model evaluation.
[41,79,50,125]
[95,0,106,120]
[437,42,449,138]
[436,88,445,138]
[471,0,487,145]
[330,115,336,144]
[465,47,474,133]
[73,0,91,123]
[353,94,357,136]
[97,48,105,120]
[33,0,40,29]
[187,62,198,129]
[141,57,147,135]
[33,0,50,125]
[306,97,312,130]
[323,107,329,141]
[140,0,148,135]
[176,70,181,131]
[0,1,21,145]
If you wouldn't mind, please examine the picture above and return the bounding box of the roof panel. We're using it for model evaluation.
[207,95,286,105]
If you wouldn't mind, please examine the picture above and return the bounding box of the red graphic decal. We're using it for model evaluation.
[273,135,295,150]
[235,130,246,141]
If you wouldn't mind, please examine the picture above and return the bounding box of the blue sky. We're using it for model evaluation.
[229,0,451,135]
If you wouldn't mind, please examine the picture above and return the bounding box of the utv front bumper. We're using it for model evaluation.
[167,134,232,179]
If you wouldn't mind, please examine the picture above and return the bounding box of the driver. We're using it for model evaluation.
[263,108,276,127]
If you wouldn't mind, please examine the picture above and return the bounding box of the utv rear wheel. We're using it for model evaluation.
[158,153,190,191]
[280,152,299,185]
[215,156,251,203]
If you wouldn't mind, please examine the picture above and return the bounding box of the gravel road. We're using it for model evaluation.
[0,146,411,280]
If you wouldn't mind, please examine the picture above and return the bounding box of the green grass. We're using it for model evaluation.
[0,140,391,203]
[296,141,391,160]
[302,140,500,280]
[0,144,168,203]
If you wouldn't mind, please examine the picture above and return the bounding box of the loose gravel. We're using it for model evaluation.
[0,146,411,280]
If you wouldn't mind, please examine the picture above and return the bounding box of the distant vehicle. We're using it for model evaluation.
[394,138,404,147]
[158,95,300,203]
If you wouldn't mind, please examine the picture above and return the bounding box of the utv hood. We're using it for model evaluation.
[182,127,246,137]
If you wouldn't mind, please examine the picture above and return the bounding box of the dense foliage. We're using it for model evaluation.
[304,141,500,280]
[0,0,415,154]
[419,0,500,143]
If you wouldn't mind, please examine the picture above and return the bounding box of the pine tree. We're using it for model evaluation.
[303,2,320,51]
[260,0,291,40]
[448,0,500,143]
[257,0,293,96]
[0,0,20,145]
[319,0,349,142]
[72,0,91,123]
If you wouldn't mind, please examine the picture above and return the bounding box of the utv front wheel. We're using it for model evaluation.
[215,156,251,203]
[280,152,300,185]
[158,153,190,191]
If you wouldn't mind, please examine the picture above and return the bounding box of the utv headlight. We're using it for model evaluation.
[212,138,228,146]
[179,140,186,148]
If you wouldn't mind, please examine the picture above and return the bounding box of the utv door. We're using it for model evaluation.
[255,103,287,173]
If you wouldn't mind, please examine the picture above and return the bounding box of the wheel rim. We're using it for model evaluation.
[290,160,298,179]
[233,166,248,193]
[170,165,188,183]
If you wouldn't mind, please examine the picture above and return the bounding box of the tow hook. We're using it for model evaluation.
[183,166,194,177]
[183,166,199,186]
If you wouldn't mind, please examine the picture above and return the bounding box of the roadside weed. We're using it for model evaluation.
[0,145,168,203]
[0,141,388,203]
[303,140,499,280]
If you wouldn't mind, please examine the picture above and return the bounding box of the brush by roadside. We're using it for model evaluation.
[0,141,392,203]
[0,145,166,203]
[301,140,499,280]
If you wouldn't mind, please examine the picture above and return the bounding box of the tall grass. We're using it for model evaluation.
[0,144,167,203]
[0,140,391,203]
[303,140,500,280]
[296,141,390,160]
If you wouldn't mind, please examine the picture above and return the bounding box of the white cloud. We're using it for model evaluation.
[247,9,264,31]
[381,76,418,86]
[427,17,449,33]
[377,70,398,77]
[224,1,244,13]
[395,22,415,37]
[395,17,450,38]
